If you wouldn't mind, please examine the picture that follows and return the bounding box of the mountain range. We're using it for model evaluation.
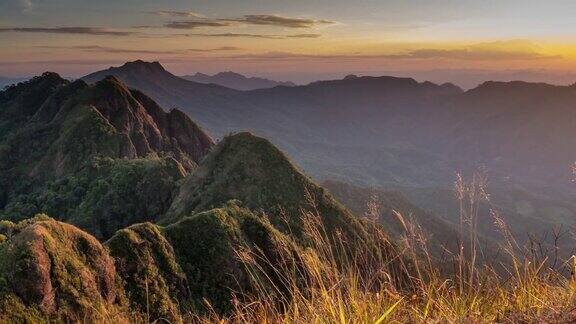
[181,71,296,90]
[81,60,576,188]
[2,60,576,321]
[0,73,407,321]
[80,60,576,251]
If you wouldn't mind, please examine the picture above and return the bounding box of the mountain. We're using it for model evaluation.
[0,76,29,89]
[0,73,214,238]
[323,180,455,238]
[0,72,411,321]
[82,61,239,119]
[82,61,576,190]
[428,81,576,187]
[81,61,463,186]
[79,61,576,256]
[182,71,296,90]
[165,132,375,243]
[322,180,466,256]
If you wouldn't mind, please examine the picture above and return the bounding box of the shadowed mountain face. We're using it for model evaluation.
[429,81,576,187]
[323,180,456,240]
[182,71,296,90]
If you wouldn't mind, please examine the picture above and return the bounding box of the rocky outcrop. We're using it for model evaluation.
[0,216,123,322]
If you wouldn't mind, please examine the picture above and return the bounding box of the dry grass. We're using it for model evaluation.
[89,174,576,323]
[191,173,576,323]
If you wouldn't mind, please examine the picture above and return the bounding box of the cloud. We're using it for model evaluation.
[214,47,559,62]
[19,0,33,13]
[385,42,560,61]
[0,27,135,36]
[1,0,33,13]
[187,33,321,39]
[163,20,233,29]
[36,45,241,54]
[222,14,335,28]
[376,40,560,61]
[162,14,335,30]
[147,10,203,18]
[384,49,554,60]
[286,34,322,38]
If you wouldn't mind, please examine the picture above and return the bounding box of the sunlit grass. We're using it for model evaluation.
[192,173,576,323]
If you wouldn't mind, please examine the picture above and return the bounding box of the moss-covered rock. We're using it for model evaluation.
[164,201,305,314]
[0,217,127,322]
[106,222,188,323]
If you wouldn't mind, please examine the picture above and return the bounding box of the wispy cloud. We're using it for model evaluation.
[163,20,233,29]
[0,27,135,36]
[384,48,558,60]
[36,45,241,54]
[286,34,322,38]
[161,14,335,30]
[147,10,203,18]
[215,47,559,62]
[19,0,33,13]
[187,33,321,39]
[222,14,335,28]
[385,41,560,61]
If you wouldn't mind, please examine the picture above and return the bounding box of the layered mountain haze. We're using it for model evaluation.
[81,61,464,186]
[182,71,296,90]
[76,61,576,258]
[83,61,576,188]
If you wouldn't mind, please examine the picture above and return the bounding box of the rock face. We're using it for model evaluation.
[0,216,122,322]
[84,76,213,167]
[1,72,213,174]
[0,207,308,322]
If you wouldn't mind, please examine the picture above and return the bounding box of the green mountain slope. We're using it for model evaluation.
[0,72,412,321]
[165,132,375,244]
[0,73,214,238]
[0,205,308,322]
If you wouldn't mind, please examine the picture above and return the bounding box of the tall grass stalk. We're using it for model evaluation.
[197,173,576,323]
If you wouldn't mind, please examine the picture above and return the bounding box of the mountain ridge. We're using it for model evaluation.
[182,71,296,90]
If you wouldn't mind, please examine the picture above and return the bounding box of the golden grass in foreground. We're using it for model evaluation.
[193,175,576,323]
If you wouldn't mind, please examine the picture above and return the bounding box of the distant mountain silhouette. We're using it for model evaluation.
[0,76,29,89]
[182,71,295,90]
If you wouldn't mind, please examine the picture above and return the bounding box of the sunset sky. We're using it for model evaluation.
[2,0,576,87]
